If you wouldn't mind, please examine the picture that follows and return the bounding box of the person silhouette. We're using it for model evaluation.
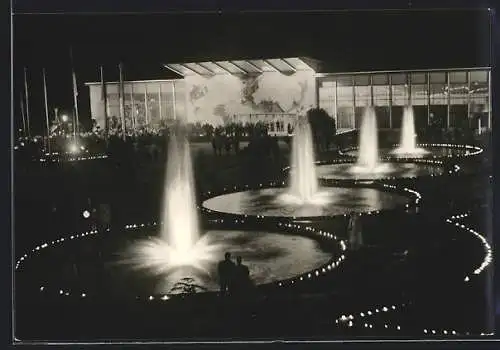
[218,252,235,295]
[233,256,251,295]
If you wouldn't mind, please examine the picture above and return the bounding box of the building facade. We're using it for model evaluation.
[86,59,491,134]
[317,68,491,132]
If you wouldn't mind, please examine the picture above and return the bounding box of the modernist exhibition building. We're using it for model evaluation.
[85,57,491,136]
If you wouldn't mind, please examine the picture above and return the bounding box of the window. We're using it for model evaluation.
[429,72,446,83]
[337,107,354,129]
[449,71,467,83]
[373,85,390,106]
[429,83,447,105]
[390,73,407,85]
[371,74,388,85]
[336,75,353,86]
[410,72,427,84]
[319,84,336,118]
[354,74,370,86]
[469,70,489,107]
[336,86,354,107]
[391,85,408,106]
[354,85,371,107]
[410,84,428,106]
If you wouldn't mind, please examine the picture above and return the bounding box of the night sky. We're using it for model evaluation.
[13,9,492,134]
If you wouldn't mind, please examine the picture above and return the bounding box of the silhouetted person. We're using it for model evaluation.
[218,252,235,295]
[232,256,252,295]
[211,137,217,155]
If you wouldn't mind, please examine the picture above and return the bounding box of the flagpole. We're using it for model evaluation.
[19,92,26,138]
[42,68,51,153]
[118,62,126,140]
[23,67,31,138]
[100,65,108,139]
[144,84,149,130]
[70,47,80,143]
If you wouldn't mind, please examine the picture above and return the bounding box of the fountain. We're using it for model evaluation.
[392,106,428,155]
[288,116,319,202]
[123,126,223,279]
[350,106,391,174]
[203,114,414,218]
[278,116,332,206]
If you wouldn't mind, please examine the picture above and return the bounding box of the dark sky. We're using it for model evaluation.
[13,9,492,133]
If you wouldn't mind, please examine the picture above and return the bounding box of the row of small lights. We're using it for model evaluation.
[445,212,493,281]
[333,209,492,336]
[38,154,108,163]
[341,143,483,157]
[15,229,101,271]
[200,182,422,219]
[18,214,349,299]
[275,222,347,287]
[335,301,491,337]
[335,303,462,336]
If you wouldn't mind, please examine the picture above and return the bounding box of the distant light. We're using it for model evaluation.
[82,210,90,219]
[61,115,69,122]
[69,143,80,153]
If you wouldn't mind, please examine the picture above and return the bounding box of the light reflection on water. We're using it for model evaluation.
[203,187,409,217]
[115,230,332,294]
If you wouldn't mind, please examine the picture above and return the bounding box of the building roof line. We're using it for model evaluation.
[316,66,492,76]
[84,79,182,86]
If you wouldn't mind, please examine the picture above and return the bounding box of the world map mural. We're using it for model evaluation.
[185,71,315,125]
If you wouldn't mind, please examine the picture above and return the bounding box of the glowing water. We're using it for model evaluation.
[289,116,319,201]
[161,130,201,253]
[356,107,379,169]
[350,106,391,174]
[279,116,330,206]
[121,127,223,287]
[392,106,428,155]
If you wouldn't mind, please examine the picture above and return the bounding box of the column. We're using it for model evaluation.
[487,70,491,130]
[158,83,162,121]
[446,72,451,129]
[388,74,393,129]
[172,81,177,120]
[466,71,471,128]
[334,81,338,130]
[351,77,356,129]
[407,73,412,106]
[144,84,149,127]
[315,78,320,109]
[427,73,431,126]
[131,84,136,134]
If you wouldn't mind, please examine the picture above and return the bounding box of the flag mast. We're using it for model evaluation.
[23,68,31,138]
[42,68,51,153]
[70,47,80,143]
[118,62,126,140]
[100,65,109,139]
[19,92,26,138]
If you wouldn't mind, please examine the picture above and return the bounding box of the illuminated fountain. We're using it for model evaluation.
[122,127,224,286]
[288,116,319,202]
[349,106,391,174]
[278,116,330,206]
[391,106,428,156]
[203,115,414,218]
[314,106,446,181]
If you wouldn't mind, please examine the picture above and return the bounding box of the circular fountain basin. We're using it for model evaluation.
[316,161,445,182]
[342,144,482,160]
[16,226,335,298]
[202,186,412,218]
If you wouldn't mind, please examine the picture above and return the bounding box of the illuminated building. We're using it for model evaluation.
[85,58,491,134]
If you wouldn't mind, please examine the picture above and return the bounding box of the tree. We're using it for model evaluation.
[202,123,215,139]
[169,277,208,295]
[306,107,337,151]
